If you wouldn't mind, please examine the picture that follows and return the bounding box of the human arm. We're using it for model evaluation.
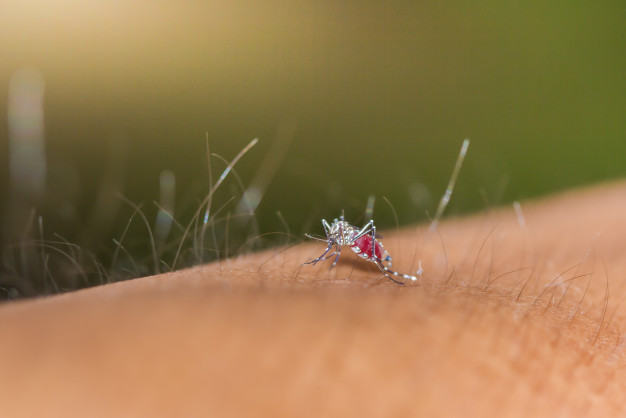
[0,182,625,416]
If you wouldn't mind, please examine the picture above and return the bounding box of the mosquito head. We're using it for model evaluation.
[326,219,356,246]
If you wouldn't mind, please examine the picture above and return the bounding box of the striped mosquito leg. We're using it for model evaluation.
[331,246,342,268]
[304,243,335,265]
[375,260,418,284]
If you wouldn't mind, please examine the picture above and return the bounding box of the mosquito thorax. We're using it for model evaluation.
[328,219,357,245]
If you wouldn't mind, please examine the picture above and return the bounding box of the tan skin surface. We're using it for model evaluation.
[1,182,626,417]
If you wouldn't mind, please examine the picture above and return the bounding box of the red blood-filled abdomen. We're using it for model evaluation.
[352,235,383,260]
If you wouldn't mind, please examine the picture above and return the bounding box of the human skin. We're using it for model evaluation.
[1,182,626,417]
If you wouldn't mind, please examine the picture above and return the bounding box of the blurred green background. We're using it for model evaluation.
[1,1,625,297]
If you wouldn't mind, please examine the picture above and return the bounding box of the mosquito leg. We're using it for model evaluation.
[375,222,392,267]
[370,224,417,283]
[322,219,332,236]
[352,220,375,242]
[303,243,334,265]
[310,250,339,264]
[371,224,377,259]
[331,246,342,268]
[374,260,406,285]
[375,259,418,284]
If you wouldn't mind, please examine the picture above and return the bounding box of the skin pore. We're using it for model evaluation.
[1,182,626,416]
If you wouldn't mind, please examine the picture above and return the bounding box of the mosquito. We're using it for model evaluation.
[303,139,469,284]
[304,216,418,284]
